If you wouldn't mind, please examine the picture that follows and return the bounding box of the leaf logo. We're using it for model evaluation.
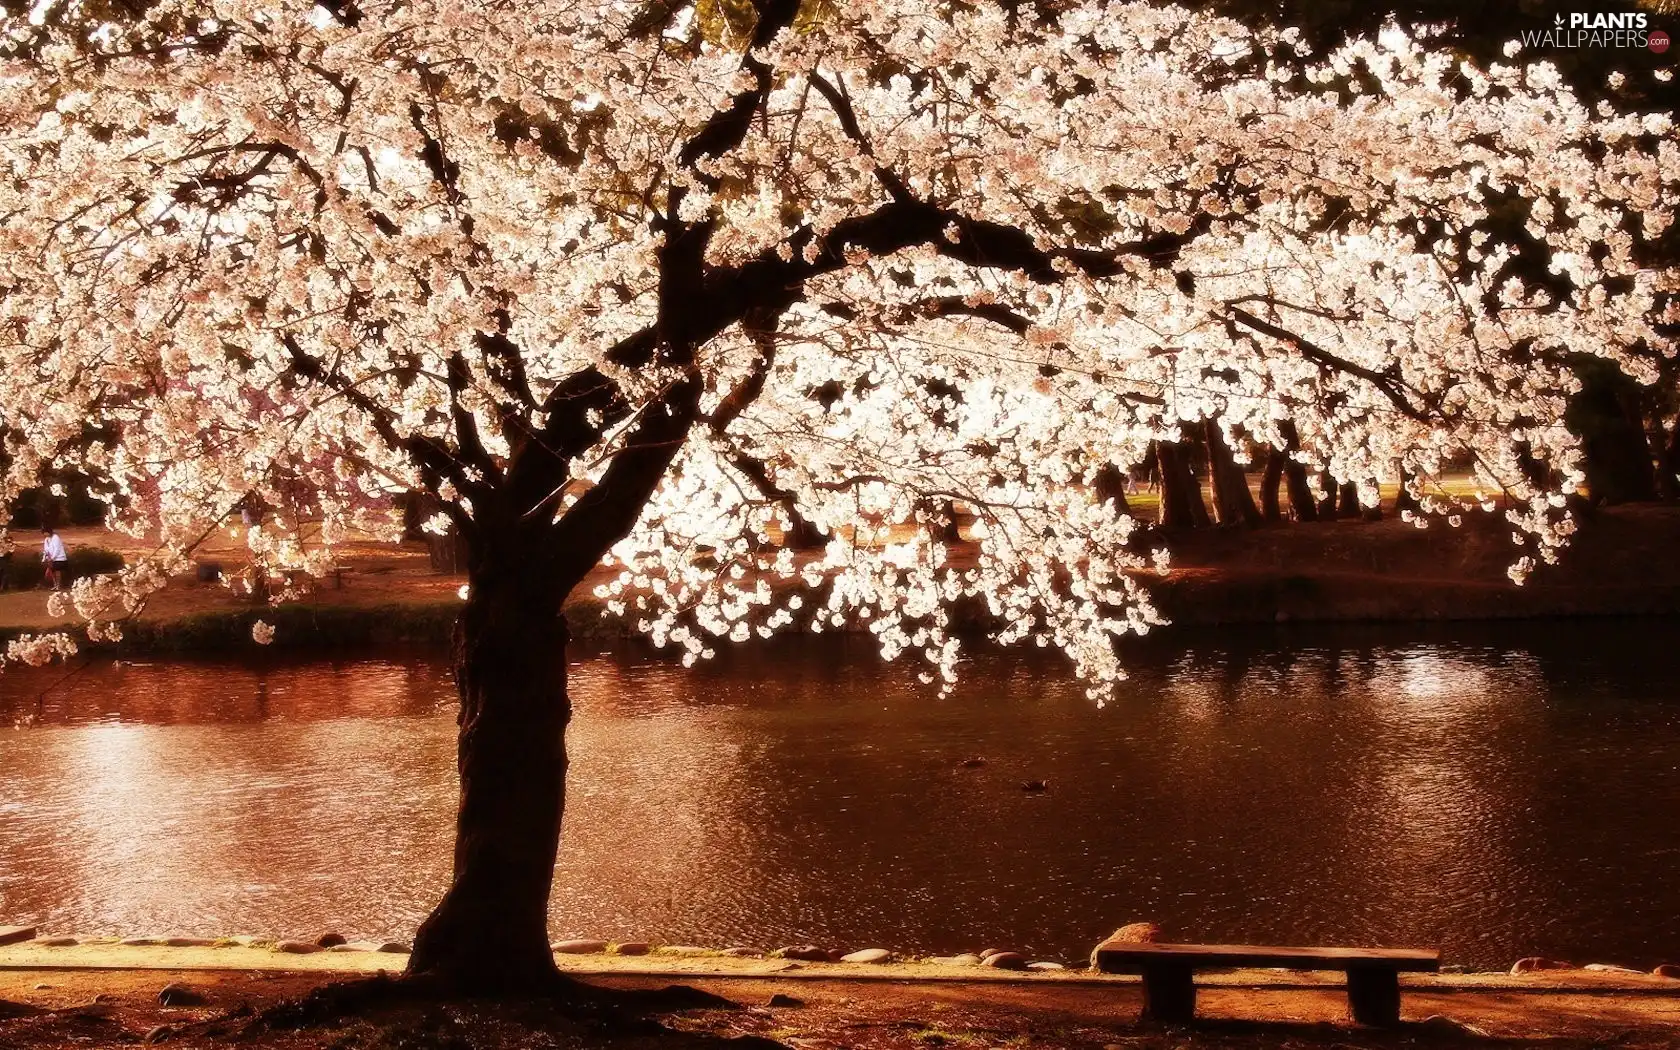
[1553,13,1564,26]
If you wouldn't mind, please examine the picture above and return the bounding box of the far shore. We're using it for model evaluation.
[2,504,1678,654]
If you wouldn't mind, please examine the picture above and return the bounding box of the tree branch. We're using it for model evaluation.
[703,198,1215,335]
[706,307,830,546]
[1227,306,1431,422]
[282,334,485,515]
[549,375,703,589]
[444,348,502,486]
[807,72,912,202]
[677,0,803,172]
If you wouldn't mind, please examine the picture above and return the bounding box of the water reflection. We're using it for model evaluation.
[0,621,1677,968]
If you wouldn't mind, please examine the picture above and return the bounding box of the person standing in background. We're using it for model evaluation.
[40,525,68,590]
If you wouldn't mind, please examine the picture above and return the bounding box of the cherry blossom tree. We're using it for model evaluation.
[1,0,1673,992]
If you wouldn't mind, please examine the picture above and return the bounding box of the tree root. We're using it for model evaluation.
[249,970,427,1030]
[157,970,754,1047]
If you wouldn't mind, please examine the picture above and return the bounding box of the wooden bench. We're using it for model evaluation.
[1092,940,1440,1026]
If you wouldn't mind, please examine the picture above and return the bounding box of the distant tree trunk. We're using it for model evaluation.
[1203,421,1261,527]
[1156,440,1211,529]
[428,528,471,574]
[1610,388,1659,502]
[932,498,963,543]
[1278,421,1317,523]
[1260,448,1285,523]
[1316,471,1338,520]
[1567,362,1659,504]
[1395,466,1421,515]
[409,537,569,993]
[782,513,829,550]
[1284,463,1318,522]
[1093,463,1132,517]
[409,492,473,573]
[400,491,426,540]
[1661,415,1680,501]
[1336,480,1361,519]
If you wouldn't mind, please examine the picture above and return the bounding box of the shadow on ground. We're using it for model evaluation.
[4,969,1678,1050]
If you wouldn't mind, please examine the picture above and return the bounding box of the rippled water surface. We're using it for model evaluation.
[1,621,1678,968]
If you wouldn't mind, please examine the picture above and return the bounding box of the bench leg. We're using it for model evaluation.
[1141,963,1197,1024]
[1347,968,1401,1026]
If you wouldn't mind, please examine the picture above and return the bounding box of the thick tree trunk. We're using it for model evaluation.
[1276,422,1317,523]
[1395,466,1421,515]
[408,563,570,993]
[1093,463,1132,517]
[400,491,426,541]
[1156,440,1211,529]
[1600,387,1658,502]
[782,512,830,550]
[933,498,964,543]
[1336,480,1361,519]
[1316,471,1338,520]
[1203,421,1261,528]
[1260,448,1285,524]
[1569,369,1659,504]
[1283,463,1318,522]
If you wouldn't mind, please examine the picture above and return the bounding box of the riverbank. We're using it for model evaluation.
[3,505,1678,653]
[1,949,1678,1049]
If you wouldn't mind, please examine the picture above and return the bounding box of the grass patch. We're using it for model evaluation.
[123,601,458,651]
[0,545,124,591]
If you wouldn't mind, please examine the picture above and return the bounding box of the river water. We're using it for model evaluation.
[0,620,1676,969]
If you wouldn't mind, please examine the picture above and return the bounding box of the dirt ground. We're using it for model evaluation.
[4,966,1680,1050]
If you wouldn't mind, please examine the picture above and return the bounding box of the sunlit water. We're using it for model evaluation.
[1,621,1677,969]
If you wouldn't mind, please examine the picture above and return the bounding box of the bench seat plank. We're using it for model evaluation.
[1095,941,1439,974]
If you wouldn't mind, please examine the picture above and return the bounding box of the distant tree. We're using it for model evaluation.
[1566,356,1663,504]
[0,0,1671,995]
[1154,438,1213,530]
[1203,419,1262,528]
[1207,0,1680,506]
[1256,421,1313,523]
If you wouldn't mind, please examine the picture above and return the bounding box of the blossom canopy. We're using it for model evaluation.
[0,0,1674,684]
